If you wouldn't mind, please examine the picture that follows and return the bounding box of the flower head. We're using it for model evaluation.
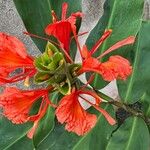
[0,32,36,85]
[78,30,135,81]
[56,88,115,135]
[0,87,54,138]
[45,2,82,53]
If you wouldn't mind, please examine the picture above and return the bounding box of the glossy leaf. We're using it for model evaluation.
[72,104,116,150]
[141,92,150,117]
[36,122,80,150]
[13,0,52,51]
[106,117,150,150]
[6,136,34,150]
[36,104,116,150]
[0,117,32,150]
[118,21,150,103]
[86,0,144,89]
[33,92,58,148]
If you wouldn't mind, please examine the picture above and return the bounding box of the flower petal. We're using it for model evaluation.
[0,32,27,58]
[56,91,97,136]
[0,32,33,67]
[78,57,101,74]
[100,55,132,81]
[98,36,135,59]
[45,21,72,52]
[0,87,47,124]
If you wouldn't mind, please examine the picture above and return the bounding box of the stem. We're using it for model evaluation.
[94,89,149,122]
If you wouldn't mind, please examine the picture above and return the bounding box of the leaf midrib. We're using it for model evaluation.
[3,132,28,150]
[124,22,142,103]
[124,117,137,150]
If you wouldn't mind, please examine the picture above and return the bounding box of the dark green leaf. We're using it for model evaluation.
[13,0,52,51]
[36,121,80,150]
[86,0,144,89]
[0,117,32,150]
[118,21,150,103]
[106,117,150,150]
[6,136,34,150]
[36,104,115,150]
[33,92,58,148]
[141,92,150,117]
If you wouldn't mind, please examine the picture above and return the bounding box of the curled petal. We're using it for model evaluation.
[0,33,35,84]
[68,12,83,25]
[0,87,47,124]
[56,92,97,136]
[100,55,132,81]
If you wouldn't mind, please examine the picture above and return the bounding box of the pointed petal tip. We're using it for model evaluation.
[106,29,113,33]
[128,36,136,43]
[108,117,116,125]
[62,2,68,7]
[27,131,33,139]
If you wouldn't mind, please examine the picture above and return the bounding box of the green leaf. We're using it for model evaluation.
[36,104,116,150]
[13,0,52,51]
[86,0,144,89]
[118,21,150,103]
[13,0,82,54]
[33,92,58,148]
[106,117,150,150]
[0,117,32,150]
[72,104,116,150]
[36,122,80,150]
[6,136,34,150]
[141,92,150,117]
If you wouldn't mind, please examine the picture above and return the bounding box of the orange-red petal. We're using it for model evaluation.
[45,21,71,52]
[78,57,101,74]
[99,55,132,81]
[0,87,47,124]
[56,91,97,136]
[0,32,33,67]
[0,32,27,58]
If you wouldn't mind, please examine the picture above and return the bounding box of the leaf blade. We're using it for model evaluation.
[86,0,144,89]
[106,117,150,150]
[118,21,150,103]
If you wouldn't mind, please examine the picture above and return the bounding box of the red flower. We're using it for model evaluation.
[0,32,36,85]
[56,89,116,136]
[78,30,135,81]
[100,56,132,81]
[0,87,54,139]
[45,2,82,53]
